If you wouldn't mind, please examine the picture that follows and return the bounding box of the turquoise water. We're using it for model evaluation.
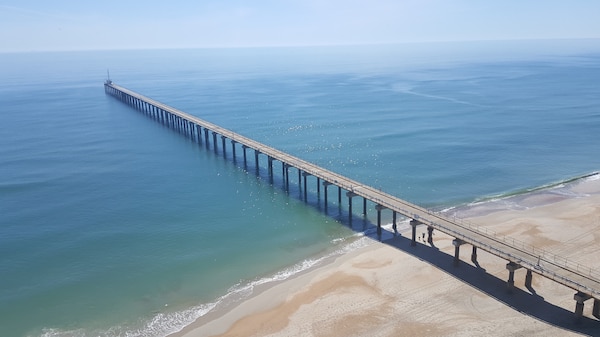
[1,40,600,337]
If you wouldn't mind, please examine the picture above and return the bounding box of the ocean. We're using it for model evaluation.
[1,39,600,337]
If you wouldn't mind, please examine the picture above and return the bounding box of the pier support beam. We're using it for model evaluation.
[392,211,397,234]
[231,140,237,162]
[376,205,386,238]
[525,269,533,288]
[254,150,260,172]
[316,177,320,198]
[410,219,422,246]
[347,191,357,226]
[196,125,202,144]
[573,292,592,320]
[221,136,227,157]
[302,172,311,202]
[242,145,248,168]
[506,262,522,292]
[593,299,600,319]
[427,226,434,244]
[212,132,218,152]
[268,157,274,181]
[471,246,478,264]
[284,164,290,191]
[453,239,464,267]
[363,198,367,216]
[323,181,332,212]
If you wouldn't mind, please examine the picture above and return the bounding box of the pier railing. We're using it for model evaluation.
[445,214,600,281]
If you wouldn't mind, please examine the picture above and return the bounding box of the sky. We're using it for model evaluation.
[1,0,599,52]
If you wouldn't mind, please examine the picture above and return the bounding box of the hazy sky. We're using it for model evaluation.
[1,0,599,52]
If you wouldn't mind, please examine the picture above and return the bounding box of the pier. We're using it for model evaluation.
[105,81,600,320]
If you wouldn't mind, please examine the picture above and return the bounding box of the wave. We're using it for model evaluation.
[468,171,599,206]
[431,171,600,220]
[39,302,217,337]
[390,82,488,108]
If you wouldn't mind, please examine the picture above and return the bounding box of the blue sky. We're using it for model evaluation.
[1,0,599,52]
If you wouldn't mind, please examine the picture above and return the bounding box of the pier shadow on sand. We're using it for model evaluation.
[380,231,600,337]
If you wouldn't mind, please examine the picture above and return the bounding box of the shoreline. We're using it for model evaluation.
[174,175,600,337]
[171,238,384,337]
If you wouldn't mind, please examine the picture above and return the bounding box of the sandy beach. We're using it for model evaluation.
[175,177,600,337]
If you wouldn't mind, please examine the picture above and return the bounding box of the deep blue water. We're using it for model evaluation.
[1,40,600,337]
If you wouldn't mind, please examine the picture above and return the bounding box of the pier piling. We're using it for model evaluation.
[323,181,332,213]
[221,136,227,157]
[410,219,421,246]
[574,292,592,321]
[453,239,464,267]
[506,262,522,292]
[347,191,357,226]
[471,246,478,264]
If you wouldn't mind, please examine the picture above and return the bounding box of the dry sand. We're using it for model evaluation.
[175,178,600,337]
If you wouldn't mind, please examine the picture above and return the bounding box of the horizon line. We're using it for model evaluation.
[2,37,600,54]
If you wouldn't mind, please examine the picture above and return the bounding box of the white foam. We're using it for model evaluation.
[36,232,381,337]
[39,302,218,337]
[128,302,218,337]
[437,205,457,214]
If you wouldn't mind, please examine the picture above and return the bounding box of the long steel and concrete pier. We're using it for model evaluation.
[105,80,600,320]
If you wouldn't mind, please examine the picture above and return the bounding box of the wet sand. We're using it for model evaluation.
[175,177,600,337]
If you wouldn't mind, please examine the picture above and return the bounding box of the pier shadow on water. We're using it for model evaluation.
[380,231,600,336]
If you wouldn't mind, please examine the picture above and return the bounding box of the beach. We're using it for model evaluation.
[175,176,600,337]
